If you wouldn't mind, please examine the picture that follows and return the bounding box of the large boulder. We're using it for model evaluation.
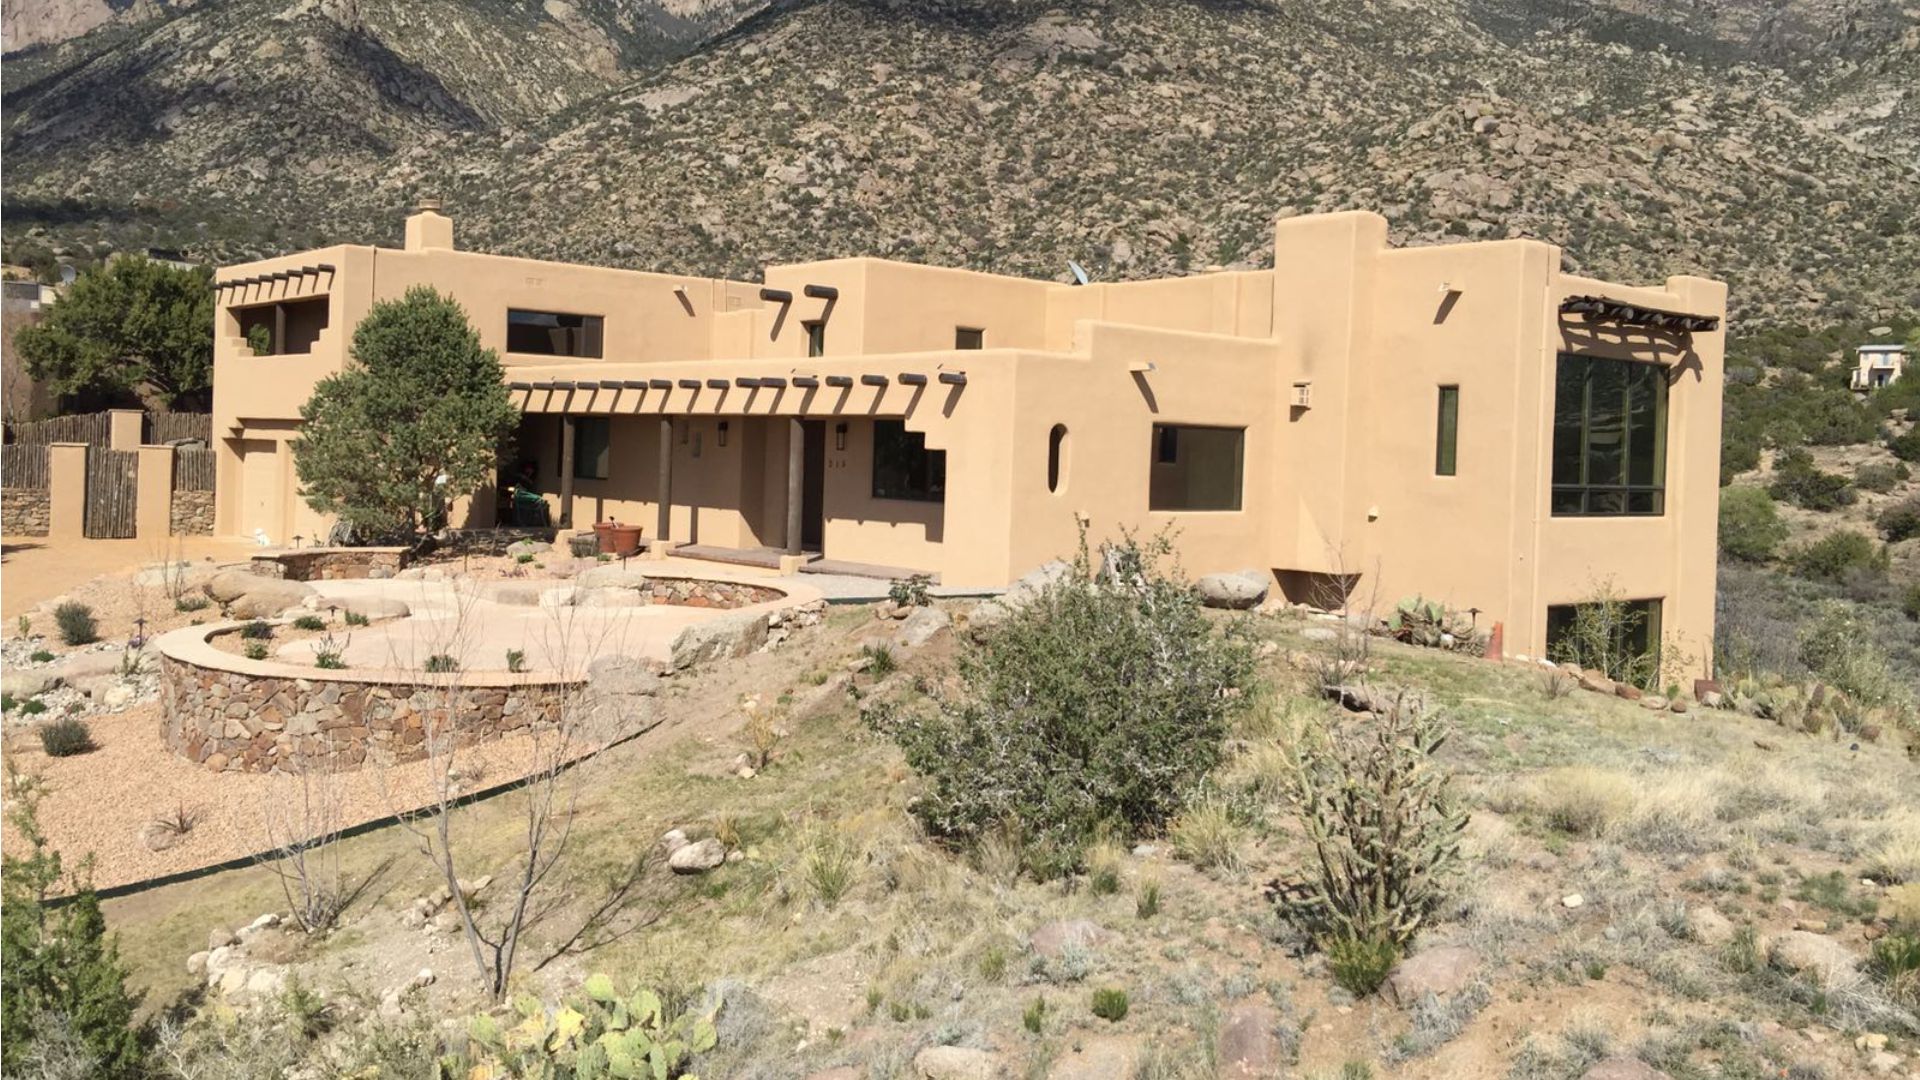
[226,580,316,619]
[897,605,952,648]
[577,587,646,609]
[1385,945,1481,1007]
[1004,559,1072,606]
[667,839,727,874]
[1,668,58,698]
[669,612,769,671]
[206,568,270,603]
[1195,569,1269,610]
[134,561,218,590]
[912,1046,997,1080]
[1769,930,1859,977]
[586,655,662,697]
[1218,1000,1285,1079]
[1684,906,1734,947]
[339,595,410,620]
[1029,918,1107,961]
[576,566,650,590]
[583,655,662,735]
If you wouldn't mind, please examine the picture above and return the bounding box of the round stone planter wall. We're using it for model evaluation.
[158,647,579,775]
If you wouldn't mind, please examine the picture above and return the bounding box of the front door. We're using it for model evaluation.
[801,420,826,551]
[239,439,282,542]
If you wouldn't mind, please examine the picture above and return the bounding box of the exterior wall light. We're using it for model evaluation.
[835,423,848,451]
[717,421,729,447]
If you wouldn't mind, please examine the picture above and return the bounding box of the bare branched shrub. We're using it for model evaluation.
[259,760,350,933]
[1266,695,1468,995]
[1305,554,1379,691]
[1537,665,1578,700]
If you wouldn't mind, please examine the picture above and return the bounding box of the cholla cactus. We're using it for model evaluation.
[1265,694,1469,964]
[448,973,720,1079]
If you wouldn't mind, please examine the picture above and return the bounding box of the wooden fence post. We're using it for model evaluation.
[136,445,175,541]
[48,443,88,540]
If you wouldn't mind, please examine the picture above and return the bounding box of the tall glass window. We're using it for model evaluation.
[1551,353,1667,515]
[1148,424,1244,511]
[1435,385,1459,476]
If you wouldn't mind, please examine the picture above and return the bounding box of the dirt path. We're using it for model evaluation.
[1,535,256,619]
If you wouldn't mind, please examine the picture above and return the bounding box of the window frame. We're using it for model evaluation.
[507,308,605,359]
[804,320,826,358]
[1148,423,1245,513]
[1435,384,1460,477]
[1550,351,1668,517]
[870,419,946,503]
[955,327,984,350]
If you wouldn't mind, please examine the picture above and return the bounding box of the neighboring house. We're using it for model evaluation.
[1,278,62,422]
[1851,343,1906,391]
[210,204,1726,670]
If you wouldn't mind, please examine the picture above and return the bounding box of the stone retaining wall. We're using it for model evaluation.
[644,577,785,608]
[251,547,409,582]
[159,653,577,773]
[171,490,214,535]
[2,489,49,537]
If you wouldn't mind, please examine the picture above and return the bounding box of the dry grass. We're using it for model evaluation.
[1167,794,1247,874]
[1531,767,1636,838]
[1871,812,1920,884]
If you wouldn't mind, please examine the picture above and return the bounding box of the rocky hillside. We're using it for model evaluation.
[5,0,1919,323]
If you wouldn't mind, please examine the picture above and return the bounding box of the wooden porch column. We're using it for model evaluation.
[786,418,805,555]
[558,414,576,529]
[656,418,673,543]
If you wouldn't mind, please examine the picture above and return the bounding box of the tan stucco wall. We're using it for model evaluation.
[211,208,1726,670]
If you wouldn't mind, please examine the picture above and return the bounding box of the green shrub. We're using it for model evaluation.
[1,781,145,1077]
[53,603,97,647]
[1903,584,1920,622]
[1787,530,1888,584]
[1878,497,1920,543]
[423,654,460,674]
[174,595,210,614]
[1798,601,1907,710]
[1022,996,1047,1034]
[888,574,932,607]
[244,641,270,662]
[1888,427,1920,464]
[1856,461,1910,493]
[1268,696,1467,996]
[29,650,53,664]
[1870,933,1920,1007]
[1135,880,1161,920]
[343,610,370,627]
[445,974,718,1078]
[858,643,897,677]
[240,620,274,640]
[0,694,13,713]
[1326,932,1400,997]
[505,649,527,673]
[38,718,94,758]
[292,615,326,632]
[1717,486,1787,562]
[1769,448,1856,511]
[1090,987,1129,1022]
[875,533,1255,877]
[19,699,47,717]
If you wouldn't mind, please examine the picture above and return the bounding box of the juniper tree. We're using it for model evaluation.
[14,256,214,408]
[293,286,518,538]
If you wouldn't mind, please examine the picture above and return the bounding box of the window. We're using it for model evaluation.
[805,321,826,358]
[508,309,604,358]
[1546,598,1662,688]
[955,327,984,350]
[1435,385,1459,476]
[871,420,946,502]
[558,417,610,480]
[1047,424,1068,493]
[1551,352,1667,515]
[1148,424,1243,511]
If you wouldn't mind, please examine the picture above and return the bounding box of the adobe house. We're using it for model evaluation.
[209,204,1725,670]
[1851,343,1907,392]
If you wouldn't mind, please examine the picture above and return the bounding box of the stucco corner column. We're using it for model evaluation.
[47,443,88,540]
[135,445,176,541]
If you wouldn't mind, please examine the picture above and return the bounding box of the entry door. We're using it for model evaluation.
[801,420,826,551]
[239,439,283,542]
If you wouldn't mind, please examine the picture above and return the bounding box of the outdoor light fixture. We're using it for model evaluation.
[835,423,848,451]
[718,421,729,447]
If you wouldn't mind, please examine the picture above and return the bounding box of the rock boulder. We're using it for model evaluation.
[1195,569,1270,610]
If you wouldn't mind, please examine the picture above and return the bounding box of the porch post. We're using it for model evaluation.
[559,414,576,529]
[786,418,804,555]
[657,418,672,543]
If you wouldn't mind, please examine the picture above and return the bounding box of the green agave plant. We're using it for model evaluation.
[445,974,719,1080]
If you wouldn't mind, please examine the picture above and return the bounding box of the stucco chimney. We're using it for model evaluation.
[404,198,454,252]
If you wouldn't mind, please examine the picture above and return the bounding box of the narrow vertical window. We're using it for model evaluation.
[1435,385,1459,476]
[805,321,825,358]
[1047,424,1068,493]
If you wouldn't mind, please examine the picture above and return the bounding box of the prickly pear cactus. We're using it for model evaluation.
[445,974,719,1080]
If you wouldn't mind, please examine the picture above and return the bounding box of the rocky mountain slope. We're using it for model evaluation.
[5,0,1918,323]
